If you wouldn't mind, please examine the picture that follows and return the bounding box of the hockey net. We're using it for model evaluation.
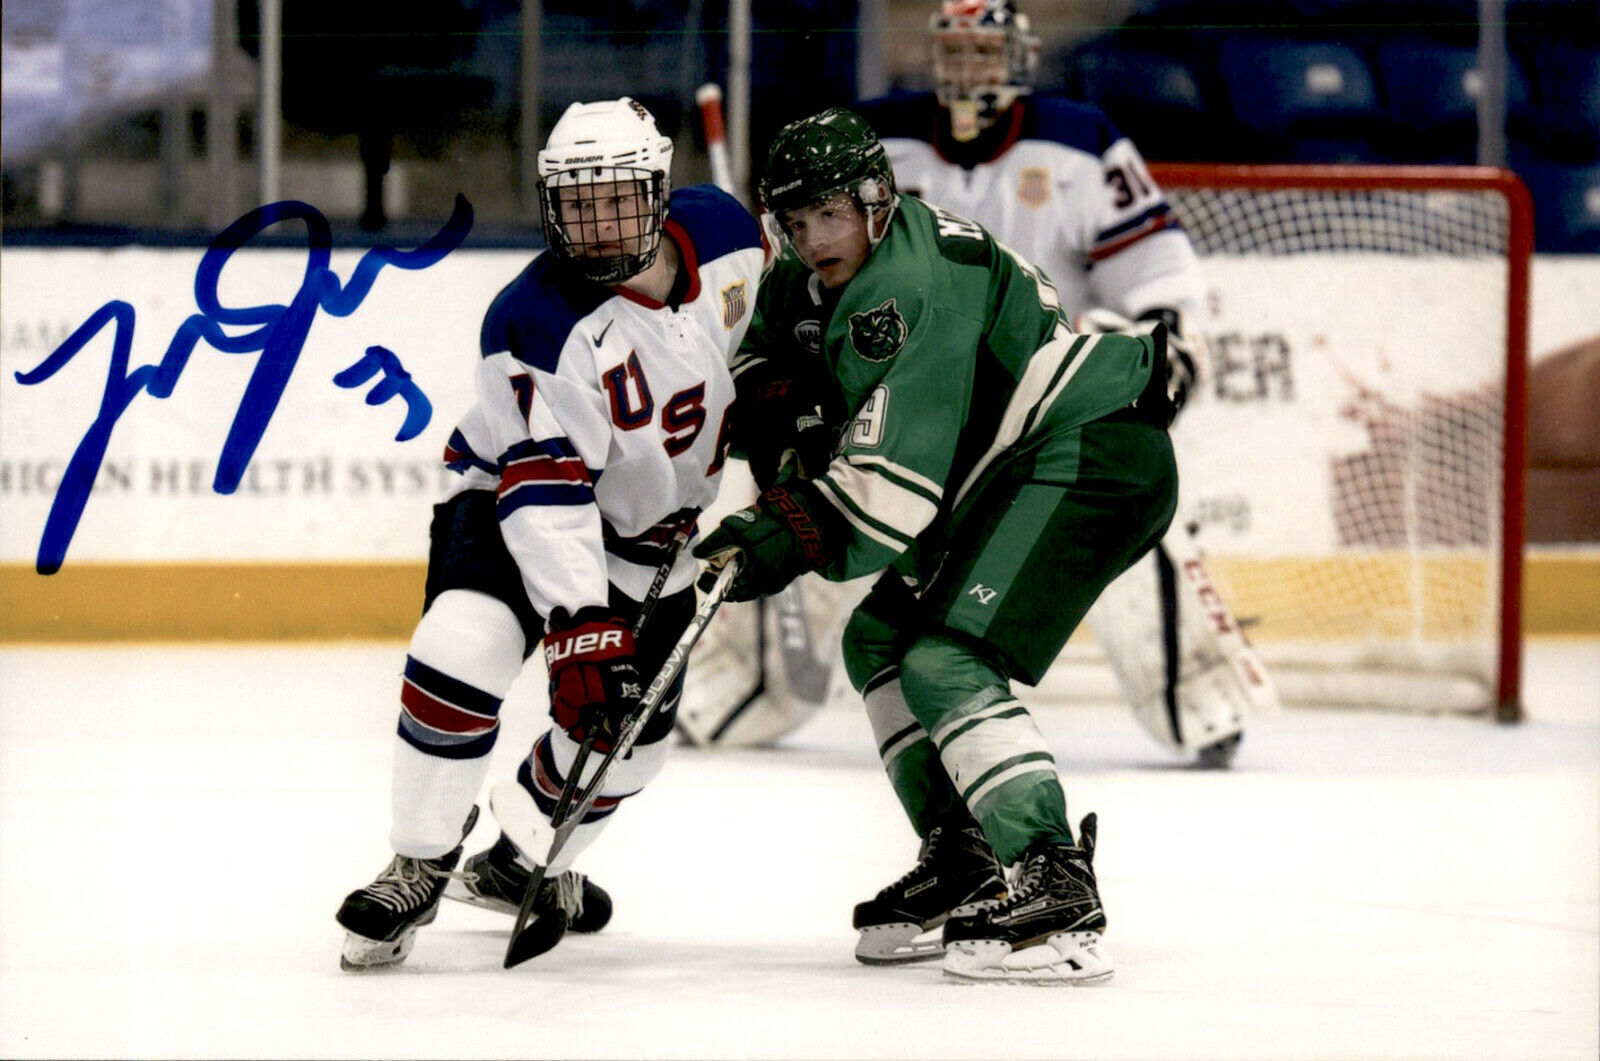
[681,165,1530,737]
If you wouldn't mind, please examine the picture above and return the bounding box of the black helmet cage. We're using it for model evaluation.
[537,166,669,285]
[758,108,899,251]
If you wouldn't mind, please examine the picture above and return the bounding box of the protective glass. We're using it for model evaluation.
[766,190,863,255]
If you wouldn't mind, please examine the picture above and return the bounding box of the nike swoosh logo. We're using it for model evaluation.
[591,320,615,346]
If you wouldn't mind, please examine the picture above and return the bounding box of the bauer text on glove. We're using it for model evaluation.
[544,608,642,752]
[691,484,837,602]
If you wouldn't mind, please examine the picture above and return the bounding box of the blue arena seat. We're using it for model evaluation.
[1519,38,1600,162]
[1375,37,1533,163]
[1063,42,1228,160]
[1516,160,1600,253]
[1216,36,1383,161]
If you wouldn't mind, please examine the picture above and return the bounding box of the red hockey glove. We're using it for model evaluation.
[544,608,642,752]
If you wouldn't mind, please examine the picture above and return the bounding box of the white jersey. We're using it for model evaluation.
[855,93,1204,328]
[442,185,764,621]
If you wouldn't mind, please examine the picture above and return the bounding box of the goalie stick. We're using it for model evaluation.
[504,554,743,968]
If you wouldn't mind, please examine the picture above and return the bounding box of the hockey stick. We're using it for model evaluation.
[696,83,735,197]
[504,555,743,968]
[500,531,689,966]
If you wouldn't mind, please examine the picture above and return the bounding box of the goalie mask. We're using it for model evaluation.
[537,98,674,285]
[758,108,898,252]
[930,0,1040,142]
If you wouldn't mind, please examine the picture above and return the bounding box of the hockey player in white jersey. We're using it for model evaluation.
[850,0,1277,768]
[336,97,765,971]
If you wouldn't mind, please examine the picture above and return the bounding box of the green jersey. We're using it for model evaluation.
[741,194,1163,580]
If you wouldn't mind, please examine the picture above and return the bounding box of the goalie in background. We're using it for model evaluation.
[848,0,1278,767]
[335,98,764,971]
[696,107,1178,983]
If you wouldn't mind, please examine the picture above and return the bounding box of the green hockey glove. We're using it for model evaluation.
[692,484,836,602]
[737,375,838,490]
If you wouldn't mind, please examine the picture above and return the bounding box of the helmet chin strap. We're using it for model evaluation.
[856,177,898,247]
[866,199,898,247]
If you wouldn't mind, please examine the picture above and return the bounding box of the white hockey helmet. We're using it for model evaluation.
[536,98,674,284]
[929,0,1040,141]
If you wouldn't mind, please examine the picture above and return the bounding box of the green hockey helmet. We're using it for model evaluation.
[758,108,898,246]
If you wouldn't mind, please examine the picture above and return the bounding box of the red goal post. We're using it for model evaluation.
[1145,164,1531,721]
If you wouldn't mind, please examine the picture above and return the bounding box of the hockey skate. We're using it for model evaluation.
[942,814,1113,985]
[336,805,479,971]
[445,833,612,934]
[852,818,1008,965]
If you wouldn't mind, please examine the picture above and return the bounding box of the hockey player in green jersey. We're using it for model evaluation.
[694,107,1177,984]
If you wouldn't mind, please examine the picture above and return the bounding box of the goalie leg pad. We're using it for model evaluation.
[1086,538,1277,763]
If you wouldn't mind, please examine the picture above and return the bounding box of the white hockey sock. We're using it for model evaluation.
[865,671,938,764]
[390,590,526,858]
[514,711,675,872]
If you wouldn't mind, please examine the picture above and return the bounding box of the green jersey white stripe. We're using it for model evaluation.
[843,454,944,503]
[951,329,1098,509]
[964,752,1059,814]
[812,476,910,553]
[816,458,941,546]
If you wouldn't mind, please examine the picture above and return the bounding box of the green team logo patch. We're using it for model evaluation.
[847,298,909,363]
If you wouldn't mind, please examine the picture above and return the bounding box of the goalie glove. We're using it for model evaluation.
[543,608,642,752]
[1074,306,1201,416]
[692,483,837,603]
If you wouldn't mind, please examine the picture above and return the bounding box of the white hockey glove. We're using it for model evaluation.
[1073,306,1202,416]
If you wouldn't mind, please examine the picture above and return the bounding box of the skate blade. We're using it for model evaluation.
[442,878,518,917]
[855,922,945,965]
[340,927,419,972]
[942,933,1113,985]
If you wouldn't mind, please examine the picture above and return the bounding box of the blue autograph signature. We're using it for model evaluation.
[14,195,473,575]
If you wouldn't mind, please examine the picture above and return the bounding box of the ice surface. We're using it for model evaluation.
[1,640,1596,1059]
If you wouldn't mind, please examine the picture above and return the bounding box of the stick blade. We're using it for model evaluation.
[503,909,570,969]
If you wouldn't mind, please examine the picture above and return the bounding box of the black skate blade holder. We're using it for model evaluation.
[504,543,740,968]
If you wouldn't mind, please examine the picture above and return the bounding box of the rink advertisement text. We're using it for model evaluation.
[0,456,459,499]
